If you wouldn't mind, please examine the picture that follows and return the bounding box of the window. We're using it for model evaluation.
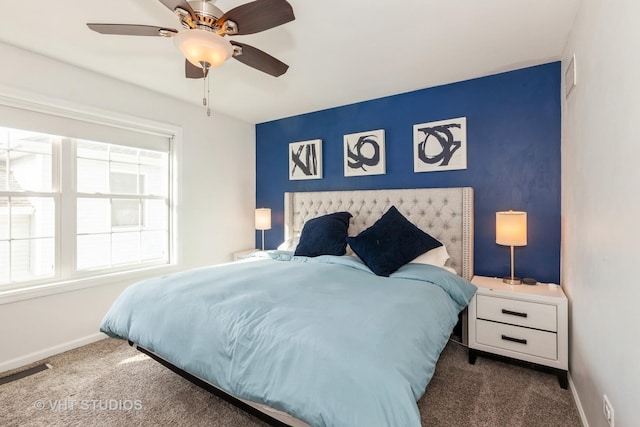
[0,119,173,289]
[76,140,169,271]
[0,129,56,284]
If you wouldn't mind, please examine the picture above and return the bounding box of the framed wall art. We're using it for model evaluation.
[344,129,386,177]
[413,117,467,173]
[289,139,322,180]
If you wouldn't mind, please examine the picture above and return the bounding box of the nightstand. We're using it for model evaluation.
[467,275,568,388]
[233,249,260,261]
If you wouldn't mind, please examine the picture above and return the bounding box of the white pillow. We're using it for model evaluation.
[410,245,450,268]
[277,237,299,252]
[279,238,357,257]
[441,265,458,275]
[345,243,354,256]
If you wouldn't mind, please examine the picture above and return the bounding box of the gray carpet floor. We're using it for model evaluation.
[0,338,581,426]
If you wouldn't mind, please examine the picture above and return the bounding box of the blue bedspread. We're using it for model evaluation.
[100,252,476,427]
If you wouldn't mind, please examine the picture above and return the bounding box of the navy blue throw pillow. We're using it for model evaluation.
[346,206,442,277]
[294,212,353,257]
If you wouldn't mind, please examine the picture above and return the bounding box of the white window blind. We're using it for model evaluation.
[0,103,170,152]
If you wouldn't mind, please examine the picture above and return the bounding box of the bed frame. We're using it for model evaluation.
[133,187,474,427]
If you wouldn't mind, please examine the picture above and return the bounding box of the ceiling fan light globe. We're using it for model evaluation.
[174,29,233,69]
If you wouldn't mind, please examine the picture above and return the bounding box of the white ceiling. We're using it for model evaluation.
[0,0,580,124]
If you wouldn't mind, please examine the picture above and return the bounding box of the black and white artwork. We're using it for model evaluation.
[289,139,323,180]
[344,129,386,177]
[413,117,467,173]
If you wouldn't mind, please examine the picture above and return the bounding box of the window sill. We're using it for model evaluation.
[0,264,183,305]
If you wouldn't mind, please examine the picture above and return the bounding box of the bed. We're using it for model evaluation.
[100,187,476,427]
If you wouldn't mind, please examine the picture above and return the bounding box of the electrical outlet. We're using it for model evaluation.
[603,394,614,427]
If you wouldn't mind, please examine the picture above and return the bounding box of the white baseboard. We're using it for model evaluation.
[0,333,107,374]
[569,372,589,427]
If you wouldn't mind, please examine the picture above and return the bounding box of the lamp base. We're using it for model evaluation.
[502,277,522,285]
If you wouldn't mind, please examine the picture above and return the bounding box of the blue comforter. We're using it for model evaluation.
[100,252,476,427]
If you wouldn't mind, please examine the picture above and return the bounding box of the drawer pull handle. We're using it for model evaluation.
[501,335,527,345]
[502,309,528,318]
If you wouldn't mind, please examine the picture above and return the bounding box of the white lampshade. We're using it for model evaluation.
[255,208,272,231]
[173,29,233,69]
[496,211,527,246]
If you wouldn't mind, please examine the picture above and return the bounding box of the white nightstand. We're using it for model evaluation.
[468,275,568,388]
[233,249,260,261]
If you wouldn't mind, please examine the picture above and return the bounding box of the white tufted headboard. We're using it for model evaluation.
[284,187,474,280]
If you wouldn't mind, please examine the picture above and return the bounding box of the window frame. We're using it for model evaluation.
[0,91,181,302]
[0,132,60,285]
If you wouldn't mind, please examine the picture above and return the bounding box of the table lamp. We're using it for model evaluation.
[255,208,272,251]
[496,211,527,285]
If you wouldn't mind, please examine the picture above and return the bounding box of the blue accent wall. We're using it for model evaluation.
[256,62,561,283]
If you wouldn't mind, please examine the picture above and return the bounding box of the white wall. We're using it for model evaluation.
[0,42,256,371]
[561,1,640,426]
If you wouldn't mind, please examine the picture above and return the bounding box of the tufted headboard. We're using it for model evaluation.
[284,187,474,280]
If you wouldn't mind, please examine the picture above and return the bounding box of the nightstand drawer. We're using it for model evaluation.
[476,295,557,332]
[476,319,557,360]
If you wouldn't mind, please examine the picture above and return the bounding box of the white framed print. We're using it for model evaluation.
[289,139,322,180]
[344,129,386,177]
[413,117,467,173]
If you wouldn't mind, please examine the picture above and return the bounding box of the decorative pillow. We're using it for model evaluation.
[410,244,450,267]
[294,212,353,257]
[346,206,442,277]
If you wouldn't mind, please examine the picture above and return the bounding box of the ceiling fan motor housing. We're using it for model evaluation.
[182,1,225,31]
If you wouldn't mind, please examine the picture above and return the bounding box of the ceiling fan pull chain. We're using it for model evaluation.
[206,72,212,117]
[202,68,207,106]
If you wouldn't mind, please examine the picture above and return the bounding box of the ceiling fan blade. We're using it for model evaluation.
[87,23,177,37]
[157,0,197,21]
[218,0,294,35]
[230,41,289,77]
[185,60,209,79]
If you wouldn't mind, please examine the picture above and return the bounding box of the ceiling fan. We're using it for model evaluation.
[87,0,294,113]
